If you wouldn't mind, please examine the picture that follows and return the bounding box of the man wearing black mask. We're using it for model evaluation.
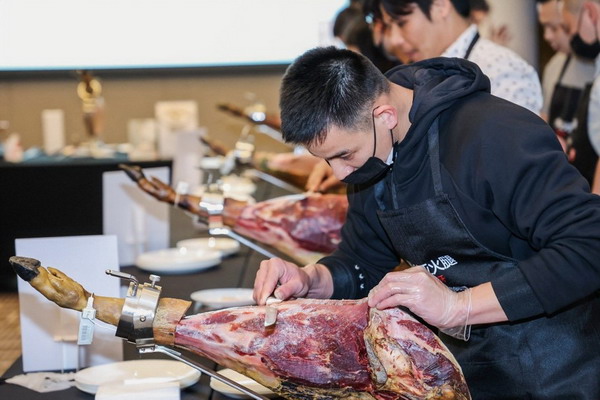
[253,47,600,398]
[562,0,600,188]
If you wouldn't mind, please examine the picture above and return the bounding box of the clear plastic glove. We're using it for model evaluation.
[6,371,75,393]
[368,266,471,336]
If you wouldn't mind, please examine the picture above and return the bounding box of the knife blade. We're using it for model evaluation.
[264,297,282,327]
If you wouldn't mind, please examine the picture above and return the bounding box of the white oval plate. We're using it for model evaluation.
[176,237,240,257]
[210,368,276,399]
[74,359,201,394]
[198,156,226,170]
[191,288,255,309]
[136,248,221,274]
[221,175,257,196]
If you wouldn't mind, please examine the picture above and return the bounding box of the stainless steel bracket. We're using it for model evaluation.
[233,136,255,166]
[139,345,271,400]
[244,169,303,194]
[106,270,161,348]
[198,190,278,259]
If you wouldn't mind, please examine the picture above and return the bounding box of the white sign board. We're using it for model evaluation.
[103,167,170,266]
[15,235,123,372]
[172,129,206,194]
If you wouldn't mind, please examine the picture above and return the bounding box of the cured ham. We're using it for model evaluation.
[234,194,345,258]
[177,299,469,399]
[10,256,470,400]
[217,103,282,132]
[200,133,325,190]
[121,164,347,263]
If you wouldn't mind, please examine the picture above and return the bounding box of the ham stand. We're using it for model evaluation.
[223,132,304,195]
[197,190,279,260]
[105,270,271,400]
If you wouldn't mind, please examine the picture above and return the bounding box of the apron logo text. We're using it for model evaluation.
[424,255,458,275]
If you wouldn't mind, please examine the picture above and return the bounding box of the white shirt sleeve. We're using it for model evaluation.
[469,39,543,115]
[588,77,600,156]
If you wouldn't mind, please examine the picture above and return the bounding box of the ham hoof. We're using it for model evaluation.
[9,256,41,281]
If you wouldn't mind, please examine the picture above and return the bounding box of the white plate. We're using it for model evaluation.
[210,368,276,399]
[136,247,221,274]
[198,156,226,170]
[74,359,201,394]
[177,237,240,257]
[191,288,255,309]
[220,175,257,196]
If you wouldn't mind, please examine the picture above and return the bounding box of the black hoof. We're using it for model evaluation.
[119,164,144,182]
[9,256,41,282]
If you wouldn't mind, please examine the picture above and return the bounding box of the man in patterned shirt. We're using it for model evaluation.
[306,0,543,192]
[364,0,543,114]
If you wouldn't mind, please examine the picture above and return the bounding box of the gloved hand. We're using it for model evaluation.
[367,266,471,330]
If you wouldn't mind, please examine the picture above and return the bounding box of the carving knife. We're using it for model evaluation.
[264,297,282,327]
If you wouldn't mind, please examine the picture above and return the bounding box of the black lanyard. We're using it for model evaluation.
[464,32,480,60]
[557,55,572,84]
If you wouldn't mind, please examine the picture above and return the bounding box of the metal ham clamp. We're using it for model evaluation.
[223,126,304,194]
[104,270,270,400]
[198,186,279,260]
[220,126,255,177]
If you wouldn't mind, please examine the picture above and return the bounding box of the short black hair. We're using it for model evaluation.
[279,47,390,146]
[377,0,471,20]
[469,0,490,12]
[333,5,364,38]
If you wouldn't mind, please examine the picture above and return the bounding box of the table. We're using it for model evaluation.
[0,176,293,399]
[0,158,171,291]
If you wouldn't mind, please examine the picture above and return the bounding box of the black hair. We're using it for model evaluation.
[333,4,364,37]
[377,0,471,20]
[343,18,400,72]
[335,4,401,72]
[279,47,390,146]
[363,0,383,21]
[469,0,490,12]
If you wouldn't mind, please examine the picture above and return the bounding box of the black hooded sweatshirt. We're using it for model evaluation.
[319,58,600,322]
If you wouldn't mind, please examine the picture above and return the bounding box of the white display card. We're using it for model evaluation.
[15,235,123,372]
[102,167,170,266]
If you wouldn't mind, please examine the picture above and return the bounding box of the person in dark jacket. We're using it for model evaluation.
[253,47,600,399]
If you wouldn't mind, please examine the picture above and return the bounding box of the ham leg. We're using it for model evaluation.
[200,133,324,190]
[10,257,470,400]
[120,164,347,263]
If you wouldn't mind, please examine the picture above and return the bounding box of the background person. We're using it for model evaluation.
[537,0,595,157]
[334,4,401,73]
[305,0,545,194]
[562,0,600,187]
[364,0,542,113]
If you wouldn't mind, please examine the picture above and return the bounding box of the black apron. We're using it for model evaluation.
[374,118,600,399]
[570,83,599,185]
[548,55,584,138]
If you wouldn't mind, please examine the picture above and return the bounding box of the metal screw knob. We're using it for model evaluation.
[149,274,161,288]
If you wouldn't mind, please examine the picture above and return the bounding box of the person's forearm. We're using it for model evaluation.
[592,160,600,195]
[303,263,334,299]
[468,282,508,325]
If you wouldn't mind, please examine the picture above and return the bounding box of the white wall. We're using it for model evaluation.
[483,0,539,69]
